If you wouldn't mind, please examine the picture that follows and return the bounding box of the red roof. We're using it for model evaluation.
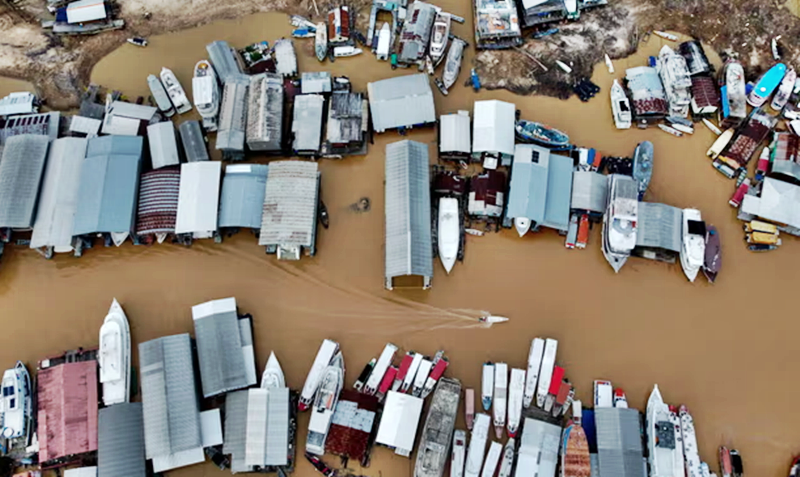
[38,361,98,463]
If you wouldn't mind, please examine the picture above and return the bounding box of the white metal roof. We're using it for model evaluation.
[192,76,214,107]
[108,101,157,120]
[439,111,471,154]
[292,94,324,152]
[147,122,180,169]
[368,73,436,132]
[69,116,102,136]
[472,100,515,155]
[376,391,423,451]
[0,92,36,116]
[741,177,800,228]
[175,162,221,237]
[101,115,140,136]
[258,161,319,247]
[64,467,97,477]
[66,0,106,23]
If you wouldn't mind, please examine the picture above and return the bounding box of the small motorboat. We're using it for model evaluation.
[770,67,796,112]
[610,79,632,129]
[479,315,509,325]
[680,208,706,282]
[261,351,286,389]
[306,352,344,455]
[632,141,654,200]
[452,430,467,477]
[703,224,721,283]
[523,339,544,409]
[465,414,490,477]
[0,361,31,440]
[127,37,148,47]
[304,452,337,477]
[654,30,678,41]
[658,124,684,137]
[438,197,460,274]
[315,22,327,62]
[514,217,531,237]
[492,363,508,439]
[429,12,451,66]
[442,38,466,91]
[99,298,131,406]
[747,62,787,107]
[147,74,174,118]
[376,22,392,61]
[333,45,362,57]
[720,446,733,477]
[612,388,628,408]
[481,362,494,411]
[318,200,329,229]
[515,119,570,149]
[470,68,481,91]
[161,67,192,114]
[192,60,219,131]
[721,60,747,125]
[498,438,515,477]
[605,53,614,73]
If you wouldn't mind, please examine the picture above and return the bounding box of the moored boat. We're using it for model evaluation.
[442,38,466,90]
[306,351,344,455]
[680,405,703,477]
[365,343,398,395]
[610,79,632,129]
[192,60,219,131]
[720,60,747,126]
[438,197,460,274]
[261,351,286,389]
[299,339,339,411]
[514,217,531,237]
[354,358,376,391]
[333,46,363,57]
[160,67,192,114]
[147,74,175,117]
[770,67,796,112]
[632,141,654,200]
[479,315,509,325]
[658,45,693,117]
[0,361,31,440]
[315,22,327,62]
[658,124,684,137]
[482,441,503,477]
[612,388,628,408]
[703,225,721,283]
[464,414,490,477]
[99,298,131,406]
[681,209,706,282]
[536,338,557,409]
[668,406,686,477]
[466,388,475,430]
[515,119,570,149]
[498,439,515,477]
[127,37,148,47]
[415,377,461,477]
[493,363,508,438]
[719,446,733,477]
[429,12,451,66]
[507,368,524,437]
[523,338,544,409]
[747,63,787,107]
[561,402,591,477]
[452,430,467,477]
[481,363,494,411]
[602,175,638,273]
[647,385,679,477]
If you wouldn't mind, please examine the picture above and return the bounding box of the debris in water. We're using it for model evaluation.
[653,30,678,41]
[702,118,722,135]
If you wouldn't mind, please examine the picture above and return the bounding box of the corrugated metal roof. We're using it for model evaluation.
[326,92,365,145]
[516,417,561,477]
[108,101,157,121]
[217,79,249,153]
[66,0,106,23]
[635,202,681,252]
[178,120,209,162]
[397,2,436,63]
[175,161,221,237]
[219,164,268,229]
[0,92,36,116]
[274,40,297,77]
[147,122,180,169]
[98,402,146,477]
[246,73,283,152]
[541,153,573,232]
[292,94,324,152]
[265,387,289,465]
[368,74,435,132]
[64,468,97,477]
[742,177,800,228]
[223,389,248,471]
[136,167,180,236]
[0,134,49,228]
[224,387,290,471]
[101,114,141,136]
[473,100,515,155]
[596,408,646,477]
[69,116,102,136]
[206,41,245,84]
[147,75,173,114]
[0,111,59,144]
[37,361,99,463]
[301,72,332,94]
[385,140,433,280]
[439,111,471,154]
[507,144,549,224]
[571,171,607,213]
[192,297,256,398]
[258,161,319,247]
[30,137,87,250]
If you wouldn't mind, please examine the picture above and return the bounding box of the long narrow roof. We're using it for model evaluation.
[178,120,209,162]
[541,153,573,232]
[596,407,646,477]
[635,202,682,252]
[98,402,146,477]
[507,144,549,223]
[147,122,180,169]
[206,41,245,84]
[368,73,435,133]
[292,94,324,152]
[246,73,283,152]
[175,161,221,236]
[136,167,180,236]
[224,387,290,471]
[258,161,319,247]
[439,111,471,154]
[219,164,268,229]
[473,100,515,155]
[217,79,249,153]
[0,92,36,116]
[571,171,608,213]
[66,0,106,23]
[0,134,49,228]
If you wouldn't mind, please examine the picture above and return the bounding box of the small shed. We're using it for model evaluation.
[368,74,435,133]
[217,78,249,159]
[472,100,515,166]
[30,137,88,253]
[439,111,471,160]
[246,73,283,152]
[135,166,180,242]
[507,144,549,227]
[384,140,432,290]
[102,101,156,136]
[69,116,102,138]
[0,134,50,229]
[301,72,332,94]
[596,408,646,477]
[175,161,222,239]
[223,387,290,472]
[0,92,38,116]
[571,171,608,214]
[147,122,180,169]
[178,120,209,162]
[292,94,325,154]
[206,41,245,84]
[468,169,505,218]
[633,202,682,261]
[66,0,106,23]
[219,164,268,230]
[192,297,257,398]
[98,402,146,477]
[541,153,573,232]
[376,391,423,456]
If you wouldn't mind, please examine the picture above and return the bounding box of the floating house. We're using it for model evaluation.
[206,41,245,84]
[0,111,60,144]
[147,122,180,169]
[439,111,471,161]
[223,387,291,471]
[632,202,682,262]
[135,166,180,244]
[30,137,88,255]
[570,170,608,216]
[178,120,209,162]
[175,161,222,240]
[474,0,522,49]
[368,73,435,133]
[258,161,320,260]
[397,2,437,65]
[595,408,646,477]
[326,390,380,465]
[515,415,562,476]
[218,164,268,232]
[97,403,146,477]
[0,92,39,117]
[102,101,157,136]
[217,78,249,160]
[322,88,368,157]
[0,134,49,230]
[73,136,143,247]
[246,73,284,153]
[384,140,433,290]
[542,153,574,232]
[292,94,325,155]
[301,72,332,94]
[741,177,800,235]
[770,132,800,182]
[376,391,424,456]
[473,100,515,167]
[468,169,505,219]
[625,67,668,122]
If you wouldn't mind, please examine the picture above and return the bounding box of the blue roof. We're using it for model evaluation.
[507,144,549,224]
[219,164,268,230]
[541,153,573,231]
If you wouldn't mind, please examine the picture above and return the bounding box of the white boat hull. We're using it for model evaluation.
[99,298,131,406]
[523,338,544,409]
[161,67,192,115]
[261,351,286,389]
[438,198,460,274]
[493,363,508,438]
[514,217,531,237]
[451,430,467,477]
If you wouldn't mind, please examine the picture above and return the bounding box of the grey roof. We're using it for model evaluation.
[178,120,209,162]
[385,140,433,280]
[73,136,142,236]
[541,154,573,232]
[0,112,60,144]
[292,94,324,153]
[397,2,436,63]
[219,164,268,229]
[107,101,157,121]
[571,171,608,213]
[98,402,146,477]
[258,161,319,248]
[217,79,249,153]
[596,407,646,477]
[507,144,549,224]
[515,417,561,477]
[439,111,471,154]
[147,122,180,169]
[301,71,332,94]
[326,91,366,145]
[206,41,245,84]
[368,74,436,133]
[139,333,202,460]
[0,134,49,228]
[635,202,682,252]
[246,73,283,152]
[224,388,289,471]
[192,297,256,398]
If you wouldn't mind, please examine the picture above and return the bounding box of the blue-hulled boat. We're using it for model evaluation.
[633,141,653,200]
[747,63,786,107]
[515,119,570,149]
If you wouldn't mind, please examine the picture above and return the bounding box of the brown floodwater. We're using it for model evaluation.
[0,8,796,477]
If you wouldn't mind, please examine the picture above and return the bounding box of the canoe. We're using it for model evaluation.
[515,119,570,149]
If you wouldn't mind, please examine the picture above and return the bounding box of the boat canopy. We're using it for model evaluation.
[507,144,549,225]
[98,403,146,477]
[292,94,325,153]
[473,100,515,157]
[634,202,682,253]
[439,111,471,155]
[224,388,290,472]
[571,171,608,214]
[258,161,319,256]
[541,153,574,232]
[375,391,424,453]
[0,134,50,229]
[147,122,180,169]
[218,164,268,229]
[246,73,283,152]
[175,161,221,238]
[595,408,646,477]
[135,167,180,237]
[368,74,435,133]
[178,120,209,162]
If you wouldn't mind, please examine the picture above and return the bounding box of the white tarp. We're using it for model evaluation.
[439,111,471,154]
[175,162,221,238]
[376,391,423,453]
[741,177,800,228]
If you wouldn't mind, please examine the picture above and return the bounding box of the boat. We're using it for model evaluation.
[192,60,219,130]
[401,353,424,393]
[514,217,531,237]
[412,358,434,397]
[452,430,467,477]
[647,385,680,477]
[464,414,490,477]
[702,118,722,135]
[147,74,174,118]
[747,63,787,107]
[654,30,678,41]
[602,175,638,273]
[442,39,466,90]
[99,299,131,407]
[612,388,628,408]
[552,381,572,417]
[479,315,509,325]
[515,119,570,149]
[492,363,507,438]
[671,123,694,134]
[507,369,524,437]
[632,141,654,200]
[543,366,564,413]
[707,128,734,159]
[422,353,449,398]
[392,352,414,392]
[610,79,632,129]
[720,60,747,126]
[658,45,693,117]
[593,380,613,408]
[658,124,683,137]
[523,338,544,409]
[482,441,502,477]
[564,0,579,19]
[605,54,614,73]
[465,228,485,237]
[354,358,376,391]
[720,446,733,477]
[274,39,298,77]
[415,377,461,477]
[127,37,147,47]
[470,68,481,91]
[262,351,286,389]
[681,208,706,282]
[305,452,337,477]
[0,361,31,440]
[299,339,339,411]
[291,14,317,29]
[315,22,327,62]
[160,67,192,114]
[481,363,494,411]
[318,200,329,229]
[333,46,362,57]
[429,12,451,66]
[498,438,515,477]
[773,35,782,60]
[556,60,573,74]
[536,338,557,409]
[561,403,591,477]
[438,197,460,274]
[668,406,686,477]
[364,343,398,395]
[791,456,800,477]
[376,22,392,61]
[731,449,744,477]
[465,388,475,430]
[703,225,721,283]
[771,67,796,112]
[680,405,703,477]
[376,366,397,402]
[305,351,344,455]
[292,28,316,38]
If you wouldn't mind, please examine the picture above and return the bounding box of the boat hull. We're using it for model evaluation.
[747,63,787,107]
[99,298,131,406]
[515,120,570,149]
[438,197,460,274]
[703,225,721,283]
[442,39,466,90]
[161,67,192,115]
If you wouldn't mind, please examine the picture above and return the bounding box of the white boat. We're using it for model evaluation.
[451,429,467,477]
[376,22,392,61]
[523,338,544,409]
[669,406,686,477]
[659,124,684,137]
[333,45,363,57]
[442,38,466,90]
[654,30,678,41]
[481,363,494,411]
[401,353,424,393]
[605,53,614,73]
[514,217,531,237]
[564,0,579,19]
[261,351,285,389]
[438,197,460,274]
[602,175,638,273]
[364,343,397,395]
[536,338,557,408]
[593,380,613,408]
[429,12,451,66]
[0,361,31,440]
[507,369,525,437]
[299,339,339,411]
[412,358,433,397]
[481,441,502,477]
[479,315,509,325]
[498,438,515,477]
[99,298,131,406]
[493,363,508,439]
[657,45,692,117]
[681,405,703,477]
[680,208,706,282]
[464,414,490,477]
[610,79,632,129]
[702,118,722,135]
[147,74,175,118]
[192,60,219,131]
[315,22,327,62]
[771,67,796,112]
[647,385,680,477]
[160,67,192,115]
[306,352,344,455]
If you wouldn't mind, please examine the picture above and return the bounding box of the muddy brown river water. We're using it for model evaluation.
[0,9,797,477]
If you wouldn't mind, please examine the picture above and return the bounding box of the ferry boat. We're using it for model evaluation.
[681,208,706,282]
[429,12,451,66]
[160,67,192,114]
[523,338,544,409]
[602,174,638,273]
[99,298,131,406]
[0,361,31,440]
[498,438,515,477]
[561,402,591,477]
[147,74,174,117]
[261,351,286,389]
[482,441,502,477]
[452,430,467,477]
[481,363,494,411]
[719,446,733,477]
[306,352,344,455]
[438,197,460,274]
[192,60,219,130]
[680,405,703,477]
[493,363,508,438]
[536,338,557,408]
[747,63,787,107]
[633,141,654,200]
[299,339,339,411]
[703,225,721,283]
[465,388,475,430]
[610,79,632,129]
[315,22,327,62]
[415,377,461,477]
[647,385,680,477]
[364,343,397,395]
[464,414,490,477]
[613,388,628,408]
[770,67,796,112]
[515,119,570,149]
[442,38,466,91]
[507,368,524,437]
[720,60,747,126]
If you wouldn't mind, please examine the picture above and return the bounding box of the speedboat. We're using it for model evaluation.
[515,119,570,149]
[632,141,654,200]
[479,315,509,325]
[610,79,632,129]
[514,217,531,237]
[315,22,327,62]
[438,197,460,274]
[442,38,466,90]
[703,225,721,283]
[261,351,286,389]
[451,429,467,477]
[127,37,147,47]
[429,12,451,66]
[0,361,31,440]
[147,74,174,117]
[481,363,494,411]
[161,67,192,114]
[602,175,638,273]
[507,369,524,437]
[493,363,508,439]
[414,378,461,477]
[192,60,219,131]
[770,67,796,112]
[747,63,787,107]
[306,351,344,455]
[99,298,131,406]
[681,208,706,282]
[680,406,703,477]
[647,385,679,477]
[299,339,339,411]
[498,438,515,477]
